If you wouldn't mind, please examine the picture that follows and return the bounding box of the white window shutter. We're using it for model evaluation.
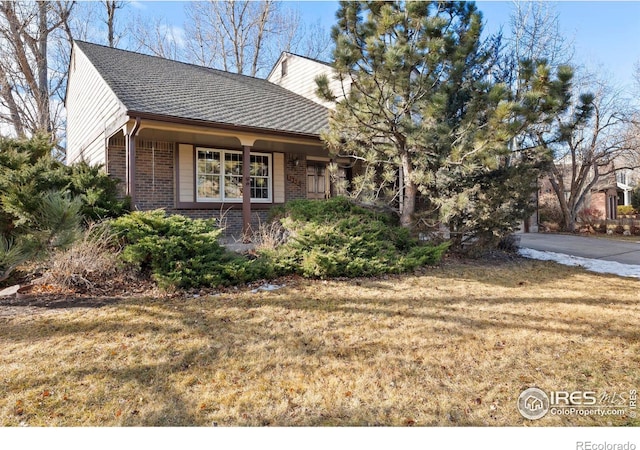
[178,144,194,202]
[273,152,285,203]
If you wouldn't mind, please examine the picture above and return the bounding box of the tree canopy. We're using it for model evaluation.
[316,0,576,250]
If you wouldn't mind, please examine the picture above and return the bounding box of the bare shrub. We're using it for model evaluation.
[252,220,289,252]
[40,222,121,290]
[538,193,563,226]
[577,207,601,229]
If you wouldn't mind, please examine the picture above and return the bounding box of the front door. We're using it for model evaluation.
[307,162,328,199]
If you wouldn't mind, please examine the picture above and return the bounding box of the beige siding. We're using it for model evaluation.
[273,152,285,203]
[178,144,195,202]
[66,44,126,165]
[267,54,349,109]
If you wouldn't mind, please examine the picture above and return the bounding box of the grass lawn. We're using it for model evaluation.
[1,258,638,426]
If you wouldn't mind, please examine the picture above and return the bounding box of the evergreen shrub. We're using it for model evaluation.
[631,187,640,212]
[110,210,272,288]
[262,197,448,279]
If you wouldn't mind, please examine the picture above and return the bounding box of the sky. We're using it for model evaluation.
[129,1,640,91]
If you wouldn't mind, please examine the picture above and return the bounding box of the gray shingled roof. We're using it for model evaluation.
[75,40,329,137]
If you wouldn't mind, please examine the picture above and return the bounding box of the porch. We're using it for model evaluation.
[106,119,353,238]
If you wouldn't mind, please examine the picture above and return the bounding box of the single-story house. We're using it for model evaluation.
[65,41,354,237]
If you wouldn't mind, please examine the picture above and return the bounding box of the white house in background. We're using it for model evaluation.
[616,168,638,207]
[267,52,350,108]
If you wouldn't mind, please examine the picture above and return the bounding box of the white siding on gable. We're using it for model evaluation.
[267,53,349,109]
[66,45,126,165]
[273,152,285,203]
[178,144,195,203]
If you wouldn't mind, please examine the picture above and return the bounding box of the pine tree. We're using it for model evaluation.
[632,186,640,213]
[317,1,574,249]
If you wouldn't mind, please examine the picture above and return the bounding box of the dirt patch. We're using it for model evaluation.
[0,293,124,317]
[0,271,160,317]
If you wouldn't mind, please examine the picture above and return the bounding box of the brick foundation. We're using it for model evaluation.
[169,208,269,239]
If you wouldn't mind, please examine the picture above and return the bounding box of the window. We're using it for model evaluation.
[281,59,288,77]
[196,148,271,203]
[616,170,628,185]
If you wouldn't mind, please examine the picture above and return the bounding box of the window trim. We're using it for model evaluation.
[195,147,272,204]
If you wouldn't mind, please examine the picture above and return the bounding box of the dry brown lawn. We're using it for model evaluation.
[1,259,638,427]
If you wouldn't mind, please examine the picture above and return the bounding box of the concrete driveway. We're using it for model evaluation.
[518,233,640,265]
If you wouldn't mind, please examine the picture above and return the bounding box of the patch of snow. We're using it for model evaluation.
[251,284,285,293]
[0,284,21,297]
[519,248,640,279]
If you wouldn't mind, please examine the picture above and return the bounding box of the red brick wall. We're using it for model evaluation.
[107,143,127,198]
[589,192,607,220]
[107,139,294,238]
[285,156,307,201]
[174,209,269,238]
[134,143,175,211]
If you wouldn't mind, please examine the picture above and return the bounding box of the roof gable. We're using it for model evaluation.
[74,41,329,137]
[267,51,332,80]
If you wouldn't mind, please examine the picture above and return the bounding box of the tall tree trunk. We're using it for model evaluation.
[106,1,116,47]
[400,153,416,228]
[0,67,26,137]
[0,1,73,138]
[250,0,271,77]
[37,1,51,133]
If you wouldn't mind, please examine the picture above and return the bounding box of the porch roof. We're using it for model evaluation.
[75,41,329,139]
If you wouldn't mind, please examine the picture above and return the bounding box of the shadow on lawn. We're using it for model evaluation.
[2,286,638,426]
[2,257,638,426]
[436,257,639,288]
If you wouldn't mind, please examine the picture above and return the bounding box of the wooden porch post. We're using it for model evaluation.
[242,145,252,238]
[125,118,141,208]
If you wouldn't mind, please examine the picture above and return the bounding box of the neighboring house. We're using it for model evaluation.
[65,41,355,237]
[616,168,638,207]
[538,169,618,222]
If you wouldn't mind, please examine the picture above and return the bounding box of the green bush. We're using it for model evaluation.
[0,191,83,284]
[110,210,271,288]
[0,236,29,283]
[65,162,129,221]
[108,200,448,289]
[262,197,448,279]
[617,205,635,216]
[631,187,640,212]
[0,136,128,235]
